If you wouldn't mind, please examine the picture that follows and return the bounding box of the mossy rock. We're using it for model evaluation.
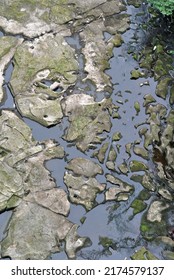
[129,160,148,172]
[140,213,167,241]
[131,247,158,260]
[131,199,147,215]
[99,236,116,250]
[156,77,172,99]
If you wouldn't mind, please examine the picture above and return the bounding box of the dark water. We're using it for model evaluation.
[0,4,172,260]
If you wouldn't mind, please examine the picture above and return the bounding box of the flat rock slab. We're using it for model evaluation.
[1,201,86,259]
[62,94,112,151]
[66,157,103,177]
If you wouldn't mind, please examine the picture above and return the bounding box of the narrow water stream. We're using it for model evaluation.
[0,3,173,260]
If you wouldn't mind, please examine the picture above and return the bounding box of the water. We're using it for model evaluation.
[0,3,172,260]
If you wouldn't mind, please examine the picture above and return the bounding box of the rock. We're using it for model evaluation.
[112,132,122,141]
[129,160,148,172]
[143,94,156,106]
[64,172,105,210]
[147,201,169,223]
[66,158,103,177]
[1,201,85,259]
[156,77,172,99]
[133,146,149,160]
[131,247,158,260]
[134,101,140,115]
[105,174,134,201]
[95,142,109,163]
[131,199,147,215]
[0,36,23,103]
[65,224,87,259]
[10,33,78,126]
[62,95,112,152]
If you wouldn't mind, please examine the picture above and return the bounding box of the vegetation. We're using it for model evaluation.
[148,0,174,15]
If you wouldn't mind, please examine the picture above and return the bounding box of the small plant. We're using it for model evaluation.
[148,0,174,16]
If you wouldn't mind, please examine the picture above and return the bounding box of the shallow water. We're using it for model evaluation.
[0,3,173,260]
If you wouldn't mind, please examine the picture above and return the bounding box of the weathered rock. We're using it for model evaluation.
[1,201,85,259]
[62,94,112,152]
[66,157,103,177]
[94,142,109,163]
[64,156,105,210]
[105,174,134,201]
[147,201,170,223]
[0,36,23,103]
[131,199,147,215]
[65,224,87,259]
[131,247,158,260]
[129,160,148,172]
[133,146,149,160]
[10,33,78,126]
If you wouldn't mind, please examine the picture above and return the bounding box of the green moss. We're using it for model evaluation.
[138,189,151,201]
[131,247,158,260]
[0,37,19,59]
[130,70,144,79]
[140,214,167,240]
[99,236,116,249]
[129,160,148,172]
[131,199,147,215]
[156,77,172,99]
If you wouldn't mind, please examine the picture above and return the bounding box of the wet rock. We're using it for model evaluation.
[0,36,23,103]
[64,172,105,210]
[105,174,134,201]
[25,188,70,216]
[107,145,117,162]
[143,94,156,106]
[158,188,173,201]
[0,110,87,259]
[147,201,170,223]
[112,132,122,141]
[65,224,87,259]
[62,94,112,152]
[131,199,147,215]
[118,163,129,175]
[134,101,140,115]
[130,69,144,79]
[129,160,148,172]
[99,236,116,250]
[0,0,111,38]
[10,33,78,126]
[133,146,149,160]
[156,77,172,99]
[66,157,103,177]
[79,1,129,91]
[94,142,109,163]
[0,162,23,212]
[1,201,85,259]
[141,173,156,191]
[131,247,158,260]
